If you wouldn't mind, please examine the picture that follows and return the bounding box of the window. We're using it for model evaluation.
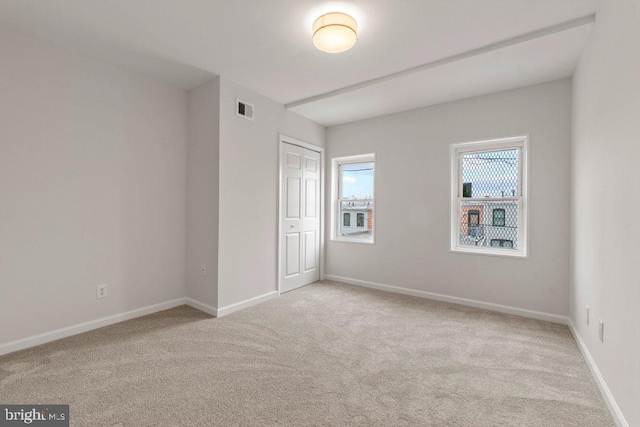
[332,154,375,243]
[450,136,527,257]
[492,209,506,227]
[491,239,514,248]
[467,209,480,236]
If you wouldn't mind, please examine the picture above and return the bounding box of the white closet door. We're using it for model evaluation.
[280,143,320,293]
[301,149,320,286]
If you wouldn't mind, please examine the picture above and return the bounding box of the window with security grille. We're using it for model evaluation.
[332,154,375,243]
[450,137,528,257]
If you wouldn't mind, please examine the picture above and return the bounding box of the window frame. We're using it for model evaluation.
[331,153,376,244]
[450,136,528,258]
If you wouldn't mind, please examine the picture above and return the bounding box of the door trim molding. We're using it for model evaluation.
[280,135,324,153]
[278,135,325,295]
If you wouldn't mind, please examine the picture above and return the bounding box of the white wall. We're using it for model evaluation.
[217,77,325,308]
[571,0,640,424]
[326,79,572,316]
[186,78,220,308]
[0,27,188,345]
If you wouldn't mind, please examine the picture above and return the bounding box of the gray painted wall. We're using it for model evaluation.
[186,78,220,308]
[325,79,572,316]
[571,0,640,424]
[0,26,188,345]
[217,77,325,308]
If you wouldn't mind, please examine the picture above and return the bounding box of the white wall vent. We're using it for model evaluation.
[236,99,254,121]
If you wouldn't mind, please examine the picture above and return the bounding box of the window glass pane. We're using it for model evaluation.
[343,213,350,227]
[341,162,374,200]
[459,201,518,249]
[461,149,518,198]
[340,201,373,240]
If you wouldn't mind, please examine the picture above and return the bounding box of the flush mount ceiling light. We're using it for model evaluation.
[312,12,358,53]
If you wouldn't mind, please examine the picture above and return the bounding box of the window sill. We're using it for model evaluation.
[451,246,527,259]
[331,237,375,245]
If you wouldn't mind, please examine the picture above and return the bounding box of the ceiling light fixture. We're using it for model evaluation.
[312,12,358,53]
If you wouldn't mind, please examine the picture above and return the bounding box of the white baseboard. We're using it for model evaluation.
[0,297,187,357]
[1,291,280,356]
[323,275,569,325]
[568,320,628,427]
[185,297,217,317]
[217,291,278,317]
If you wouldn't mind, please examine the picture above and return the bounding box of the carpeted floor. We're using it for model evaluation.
[0,281,613,426]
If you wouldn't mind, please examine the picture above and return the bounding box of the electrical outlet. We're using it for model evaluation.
[586,305,590,325]
[599,319,604,342]
[96,284,107,300]
[201,264,207,277]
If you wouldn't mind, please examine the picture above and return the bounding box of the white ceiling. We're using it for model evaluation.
[290,21,593,125]
[0,0,597,126]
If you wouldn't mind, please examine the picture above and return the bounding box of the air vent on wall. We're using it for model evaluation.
[236,98,254,121]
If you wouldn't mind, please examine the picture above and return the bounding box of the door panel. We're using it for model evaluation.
[287,152,302,169]
[280,142,321,293]
[285,233,300,277]
[304,230,316,272]
[305,157,317,173]
[286,177,301,219]
[305,179,316,218]
[301,151,320,286]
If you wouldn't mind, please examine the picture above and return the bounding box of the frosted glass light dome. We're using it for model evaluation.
[312,12,358,53]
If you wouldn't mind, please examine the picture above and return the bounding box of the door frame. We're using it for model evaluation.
[277,134,325,295]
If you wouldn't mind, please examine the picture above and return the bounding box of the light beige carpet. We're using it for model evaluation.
[0,281,613,426]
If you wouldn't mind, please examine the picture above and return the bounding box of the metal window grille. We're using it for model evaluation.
[452,141,526,255]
